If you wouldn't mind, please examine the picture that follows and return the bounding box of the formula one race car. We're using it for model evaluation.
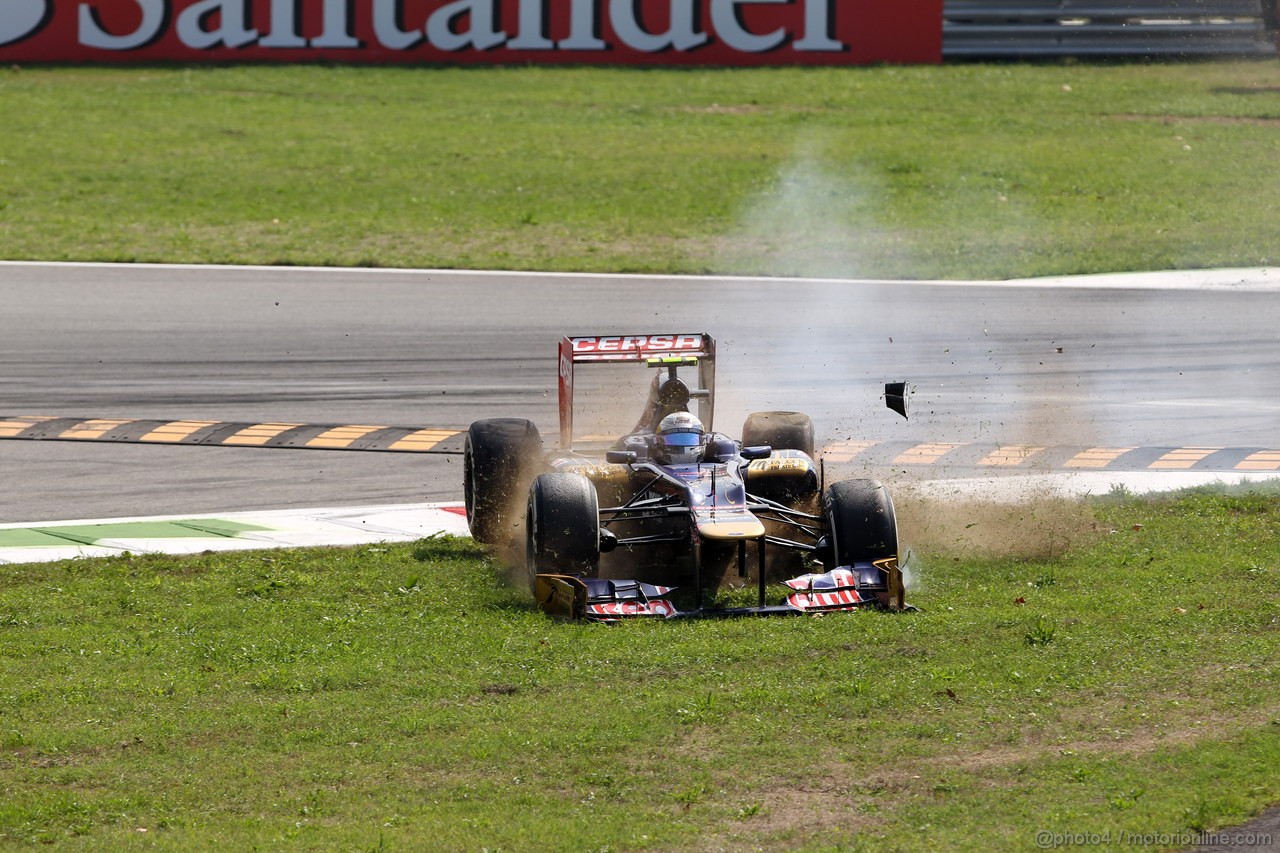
[463,333,906,621]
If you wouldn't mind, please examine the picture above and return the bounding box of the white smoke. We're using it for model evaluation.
[705,136,1109,572]
[718,136,889,281]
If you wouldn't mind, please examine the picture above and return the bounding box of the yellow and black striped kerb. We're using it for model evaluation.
[819,440,1280,473]
[3,417,1279,472]
[0,416,465,454]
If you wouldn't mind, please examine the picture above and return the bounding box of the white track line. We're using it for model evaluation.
[903,471,1280,503]
[2,261,1277,292]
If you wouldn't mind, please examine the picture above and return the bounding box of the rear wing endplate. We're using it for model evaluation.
[559,333,716,450]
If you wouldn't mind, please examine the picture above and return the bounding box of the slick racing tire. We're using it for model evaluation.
[464,418,542,545]
[742,411,815,459]
[526,472,600,592]
[823,479,898,565]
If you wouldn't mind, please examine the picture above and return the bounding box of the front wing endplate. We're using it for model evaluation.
[534,574,679,622]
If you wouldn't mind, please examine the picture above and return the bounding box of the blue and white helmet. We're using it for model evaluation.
[656,412,706,464]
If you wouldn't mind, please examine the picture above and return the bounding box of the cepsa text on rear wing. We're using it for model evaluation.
[558,333,716,449]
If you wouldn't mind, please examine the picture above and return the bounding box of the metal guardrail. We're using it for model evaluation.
[944,0,1279,58]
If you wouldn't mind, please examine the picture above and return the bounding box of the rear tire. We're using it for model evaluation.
[526,473,600,592]
[464,418,542,545]
[742,411,815,458]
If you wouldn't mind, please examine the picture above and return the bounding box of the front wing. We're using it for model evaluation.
[533,566,891,622]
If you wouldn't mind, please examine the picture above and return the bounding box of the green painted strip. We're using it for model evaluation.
[0,529,84,548]
[0,518,275,548]
[171,519,274,538]
[29,528,99,546]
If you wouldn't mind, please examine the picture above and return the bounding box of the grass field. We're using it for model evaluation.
[2,61,1280,278]
[1,487,1278,850]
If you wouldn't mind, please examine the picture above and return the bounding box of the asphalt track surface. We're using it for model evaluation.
[2,261,1279,523]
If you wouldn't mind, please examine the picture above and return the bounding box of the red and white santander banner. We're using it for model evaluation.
[0,1,942,66]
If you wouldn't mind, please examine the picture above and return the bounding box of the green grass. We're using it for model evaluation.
[2,490,1278,850]
[2,62,1280,278]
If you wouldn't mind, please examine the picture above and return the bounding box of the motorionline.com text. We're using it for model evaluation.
[1035,830,1273,849]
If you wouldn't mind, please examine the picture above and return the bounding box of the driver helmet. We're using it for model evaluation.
[656,412,707,464]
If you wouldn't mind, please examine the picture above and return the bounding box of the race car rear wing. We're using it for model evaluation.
[558,333,716,449]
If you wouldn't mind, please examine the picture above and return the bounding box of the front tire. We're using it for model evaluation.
[526,473,600,592]
[464,418,542,545]
[822,478,902,608]
[823,479,898,564]
[742,411,815,458]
